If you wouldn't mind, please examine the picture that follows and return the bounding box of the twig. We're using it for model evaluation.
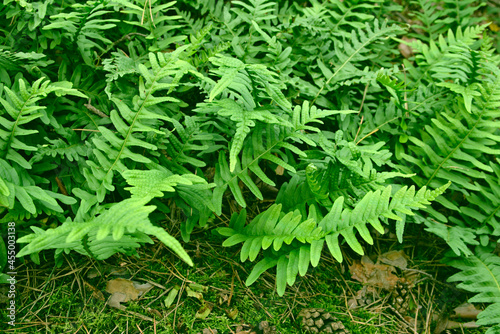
[84,99,108,118]
[358,82,369,114]
[55,176,68,196]
[356,128,379,145]
[99,32,147,58]
[354,116,364,143]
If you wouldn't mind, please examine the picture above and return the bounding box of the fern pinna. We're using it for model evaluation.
[218,182,449,296]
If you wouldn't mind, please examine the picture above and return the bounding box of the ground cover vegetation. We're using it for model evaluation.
[0,0,499,333]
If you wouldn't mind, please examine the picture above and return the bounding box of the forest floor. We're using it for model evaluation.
[2,203,488,334]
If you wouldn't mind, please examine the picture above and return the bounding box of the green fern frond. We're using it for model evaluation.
[208,55,291,111]
[409,0,485,42]
[231,0,277,24]
[43,0,120,65]
[212,122,300,212]
[446,247,500,333]
[0,78,86,169]
[84,51,200,201]
[17,197,193,266]
[123,169,206,200]
[122,0,187,51]
[400,77,500,252]
[158,115,216,172]
[312,19,404,106]
[407,24,497,85]
[218,182,449,295]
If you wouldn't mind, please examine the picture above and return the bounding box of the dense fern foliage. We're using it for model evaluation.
[1,0,499,331]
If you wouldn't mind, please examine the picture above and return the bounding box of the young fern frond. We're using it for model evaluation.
[17,197,193,266]
[445,247,500,334]
[218,182,450,295]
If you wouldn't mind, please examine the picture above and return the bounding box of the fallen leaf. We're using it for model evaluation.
[451,303,481,319]
[195,302,213,320]
[489,22,500,32]
[107,292,127,310]
[378,250,408,269]
[350,255,400,290]
[105,278,153,310]
[398,36,417,58]
[164,286,180,308]
[226,308,238,320]
[106,278,153,301]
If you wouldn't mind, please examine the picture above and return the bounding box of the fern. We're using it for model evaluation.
[311,19,404,107]
[121,0,187,52]
[399,74,500,254]
[42,0,121,65]
[409,0,485,42]
[445,247,500,334]
[0,78,85,217]
[16,197,193,266]
[84,50,201,202]
[205,100,355,212]
[218,182,450,295]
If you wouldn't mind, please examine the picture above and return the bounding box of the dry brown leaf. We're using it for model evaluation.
[378,250,408,269]
[350,255,400,290]
[451,303,482,319]
[398,36,417,59]
[105,278,153,310]
[107,292,128,310]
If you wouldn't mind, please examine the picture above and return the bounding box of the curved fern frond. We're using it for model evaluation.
[17,197,193,266]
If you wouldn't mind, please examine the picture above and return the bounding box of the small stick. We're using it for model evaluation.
[84,99,108,118]
[55,176,68,196]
